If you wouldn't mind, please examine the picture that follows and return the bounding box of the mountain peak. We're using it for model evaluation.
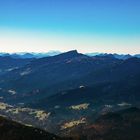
[56,50,82,59]
[64,50,78,55]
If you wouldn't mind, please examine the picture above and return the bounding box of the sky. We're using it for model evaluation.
[0,0,140,54]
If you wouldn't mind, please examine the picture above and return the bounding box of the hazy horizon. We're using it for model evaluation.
[0,49,139,55]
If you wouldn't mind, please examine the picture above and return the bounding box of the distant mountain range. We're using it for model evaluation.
[0,51,62,59]
[86,52,140,60]
[0,51,140,59]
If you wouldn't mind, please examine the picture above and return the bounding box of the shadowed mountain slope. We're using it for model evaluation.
[0,50,121,103]
[0,115,63,140]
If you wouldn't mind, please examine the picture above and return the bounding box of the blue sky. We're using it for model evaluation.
[0,0,140,54]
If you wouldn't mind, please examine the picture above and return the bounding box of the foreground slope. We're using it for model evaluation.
[0,115,62,140]
[0,107,139,140]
